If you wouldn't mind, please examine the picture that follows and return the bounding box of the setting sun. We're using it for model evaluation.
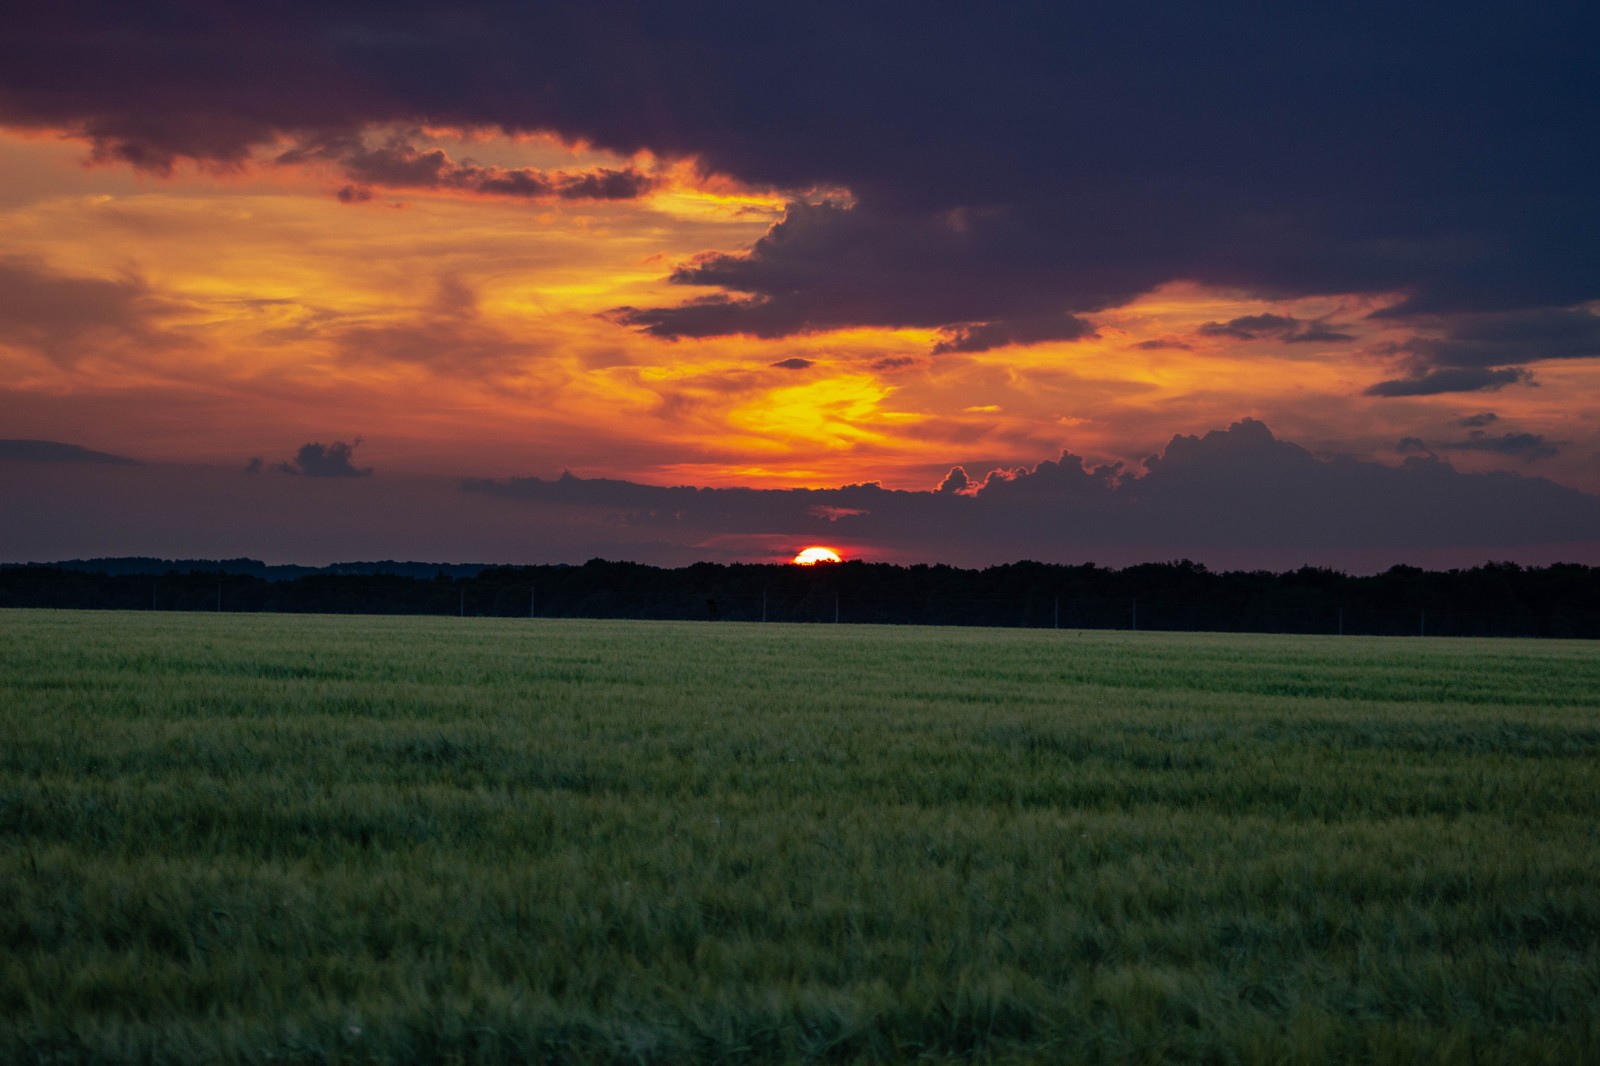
[792,546,843,565]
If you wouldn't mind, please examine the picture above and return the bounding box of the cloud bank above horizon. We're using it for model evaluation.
[5,421,1597,573]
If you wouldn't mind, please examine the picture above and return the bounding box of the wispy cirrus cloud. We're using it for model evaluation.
[0,257,185,368]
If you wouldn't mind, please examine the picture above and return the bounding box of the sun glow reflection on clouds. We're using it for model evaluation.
[1,121,1598,506]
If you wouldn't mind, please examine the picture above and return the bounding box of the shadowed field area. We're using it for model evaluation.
[2,610,1598,1063]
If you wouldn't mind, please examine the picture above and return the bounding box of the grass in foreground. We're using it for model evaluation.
[2,610,1598,1063]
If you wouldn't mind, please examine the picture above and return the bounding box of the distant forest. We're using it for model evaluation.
[3,557,1598,638]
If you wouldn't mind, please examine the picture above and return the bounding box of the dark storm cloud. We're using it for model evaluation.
[279,137,656,202]
[1400,309,1600,368]
[1196,314,1353,344]
[1457,413,1498,428]
[3,3,1598,353]
[770,357,813,370]
[1365,367,1533,397]
[464,420,1600,559]
[551,168,656,201]
[1397,430,1560,463]
[610,199,1152,349]
[1286,326,1357,345]
[1367,308,1600,395]
[1198,315,1301,341]
[931,315,1097,355]
[274,440,372,477]
[1470,433,1561,462]
[0,440,138,465]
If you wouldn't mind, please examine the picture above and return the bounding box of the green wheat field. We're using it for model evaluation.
[2,610,1598,1064]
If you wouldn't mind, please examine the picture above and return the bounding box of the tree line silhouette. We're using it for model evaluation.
[2,557,1597,638]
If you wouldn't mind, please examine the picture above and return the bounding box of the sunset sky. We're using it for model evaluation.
[3,2,1599,570]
